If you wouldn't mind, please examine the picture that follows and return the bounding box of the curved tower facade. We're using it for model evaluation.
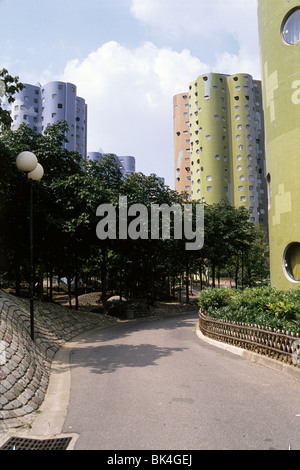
[173,93,192,198]
[189,73,230,205]
[118,156,135,175]
[87,152,136,177]
[87,151,104,163]
[2,81,88,158]
[7,83,42,133]
[187,73,267,226]
[227,75,266,221]
[42,81,87,156]
[75,96,88,157]
[258,0,300,288]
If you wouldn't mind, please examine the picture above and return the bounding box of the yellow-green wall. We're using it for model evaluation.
[258,0,300,289]
[189,73,229,205]
[188,73,267,226]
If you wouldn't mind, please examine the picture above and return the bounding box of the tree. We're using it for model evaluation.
[0,121,85,297]
[197,199,269,288]
[0,68,24,128]
[240,225,269,287]
[47,155,122,308]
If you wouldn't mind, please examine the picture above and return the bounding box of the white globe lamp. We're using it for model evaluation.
[28,163,44,181]
[16,151,38,173]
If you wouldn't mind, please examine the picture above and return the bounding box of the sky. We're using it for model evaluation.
[0,0,261,188]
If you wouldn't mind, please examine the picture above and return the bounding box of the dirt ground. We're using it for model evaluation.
[1,277,233,317]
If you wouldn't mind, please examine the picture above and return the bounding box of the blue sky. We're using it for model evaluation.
[0,0,260,187]
[0,0,141,81]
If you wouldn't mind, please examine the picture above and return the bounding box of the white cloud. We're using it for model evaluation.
[130,0,260,78]
[130,0,258,41]
[60,41,209,186]
[59,1,262,188]
[214,50,261,80]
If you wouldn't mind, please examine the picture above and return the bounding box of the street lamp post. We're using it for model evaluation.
[16,152,44,341]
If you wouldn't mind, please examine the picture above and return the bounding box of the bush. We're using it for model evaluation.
[197,287,235,311]
[198,286,300,333]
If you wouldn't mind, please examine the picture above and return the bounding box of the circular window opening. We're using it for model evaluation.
[281,8,300,45]
[283,242,300,282]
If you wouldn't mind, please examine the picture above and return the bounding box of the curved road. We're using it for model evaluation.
[62,313,300,450]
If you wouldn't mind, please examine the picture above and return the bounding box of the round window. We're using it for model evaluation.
[283,242,300,282]
[281,8,300,45]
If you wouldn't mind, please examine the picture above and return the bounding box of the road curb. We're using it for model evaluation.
[195,323,300,382]
[28,326,105,438]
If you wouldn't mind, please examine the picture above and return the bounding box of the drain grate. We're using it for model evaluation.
[0,436,72,451]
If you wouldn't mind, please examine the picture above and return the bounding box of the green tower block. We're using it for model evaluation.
[258,0,300,289]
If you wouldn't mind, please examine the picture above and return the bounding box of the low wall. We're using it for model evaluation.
[0,290,116,433]
[199,309,300,368]
[0,295,52,432]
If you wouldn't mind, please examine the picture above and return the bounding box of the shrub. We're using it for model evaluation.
[198,287,234,311]
[198,286,300,333]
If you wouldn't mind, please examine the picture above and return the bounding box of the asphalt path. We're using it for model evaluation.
[62,313,300,450]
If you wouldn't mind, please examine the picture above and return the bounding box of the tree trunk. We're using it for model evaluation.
[74,271,79,310]
[185,265,189,304]
[67,276,72,308]
[235,261,239,289]
[149,254,154,307]
[179,275,183,305]
[212,264,216,288]
[74,255,79,310]
[38,261,44,301]
[199,264,203,291]
[101,247,108,313]
[49,266,53,301]
[172,277,175,297]
[119,256,123,303]
[15,254,20,296]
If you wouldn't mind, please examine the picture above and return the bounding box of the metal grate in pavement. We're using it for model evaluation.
[0,436,72,451]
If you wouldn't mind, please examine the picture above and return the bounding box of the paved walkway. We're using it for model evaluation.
[0,288,196,436]
[1,288,299,449]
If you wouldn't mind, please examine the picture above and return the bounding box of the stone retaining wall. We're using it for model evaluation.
[0,290,117,433]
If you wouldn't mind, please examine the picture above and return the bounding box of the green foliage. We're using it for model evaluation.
[0,68,24,128]
[198,287,235,310]
[198,286,300,333]
[193,199,270,288]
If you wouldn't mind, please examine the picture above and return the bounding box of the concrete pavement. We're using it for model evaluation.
[1,287,300,450]
[0,288,196,445]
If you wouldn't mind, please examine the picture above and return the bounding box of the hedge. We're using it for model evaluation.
[198,286,300,333]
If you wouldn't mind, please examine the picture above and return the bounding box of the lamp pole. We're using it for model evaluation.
[16,152,44,341]
[29,177,34,340]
